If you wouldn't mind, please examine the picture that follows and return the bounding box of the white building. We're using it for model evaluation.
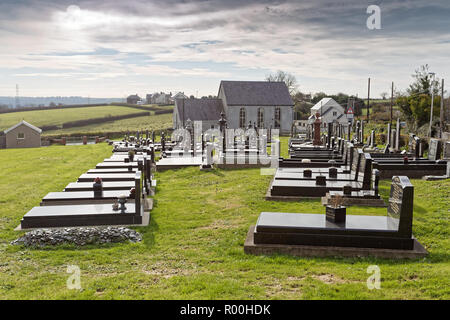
[308,98,349,128]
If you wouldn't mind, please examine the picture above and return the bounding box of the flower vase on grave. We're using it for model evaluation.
[93,177,103,198]
[403,156,408,164]
[326,205,347,223]
[326,195,346,223]
[118,194,127,212]
[129,187,136,199]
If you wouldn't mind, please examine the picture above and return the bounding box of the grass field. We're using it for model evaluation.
[0,105,151,131]
[0,143,449,299]
[42,113,173,137]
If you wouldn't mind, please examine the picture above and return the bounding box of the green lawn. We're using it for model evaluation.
[0,143,448,299]
[42,113,173,137]
[0,105,147,131]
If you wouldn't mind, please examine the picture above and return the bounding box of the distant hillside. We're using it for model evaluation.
[0,96,125,108]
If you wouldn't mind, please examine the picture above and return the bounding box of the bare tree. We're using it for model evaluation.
[380,92,388,100]
[265,70,298,94]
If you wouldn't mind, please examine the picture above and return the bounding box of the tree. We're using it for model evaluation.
[407,64,440,96]
[396,65,441,127]
[380,92,388,100]
[265,70,298,94]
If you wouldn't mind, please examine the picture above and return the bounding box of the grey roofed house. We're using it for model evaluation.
[173,98,224,131]
[2,120,42,149]
[4,120,42,134]
[218,81,294,106]
[172,80,295,134]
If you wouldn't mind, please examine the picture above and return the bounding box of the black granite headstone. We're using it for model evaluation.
[387,176,413,237]
[303,169,312,178]
[316,176,326,185]
[329,167,338,178]
[343,184,352,195]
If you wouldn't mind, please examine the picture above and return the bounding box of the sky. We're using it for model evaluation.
[0,0,449,99]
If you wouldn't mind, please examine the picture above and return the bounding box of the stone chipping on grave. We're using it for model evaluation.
[11,227,142,247]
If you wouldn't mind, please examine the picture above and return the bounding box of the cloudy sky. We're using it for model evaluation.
[0,0,449,98]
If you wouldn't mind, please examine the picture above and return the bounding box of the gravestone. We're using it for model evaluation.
[408,134,415,153]
[443,141,450,159]
[387,176,413,237]
[355,121,361,143]
[428,139,442,161]
[360,121,364,143]
[395,118,401,151]
[370,130,375,148]
[303,169,312,178]
[373,169,380,196]
[391,129,396,151]
[343,184,352,195]
[329,167,338,178]
[218,112,227,153]
[347,124,351,141]
[313,113,322,146]
[387,123,391,145]
[327,123,333,148]
[413,136,421,158]
[316,176,326,185]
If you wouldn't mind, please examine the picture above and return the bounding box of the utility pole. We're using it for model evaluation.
[390,82,394,125]
[439,79,444,138]
[428,73,436,138]
[15,84,20,108]
[367,78,370,123]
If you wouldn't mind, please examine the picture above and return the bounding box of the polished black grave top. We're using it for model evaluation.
[256,212,399,236]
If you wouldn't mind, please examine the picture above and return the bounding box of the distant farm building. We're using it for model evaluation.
[147,92,172,105]
[127,94,141,105]
[1,120,42,149]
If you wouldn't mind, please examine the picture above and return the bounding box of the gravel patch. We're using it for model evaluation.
[11,227,142,247]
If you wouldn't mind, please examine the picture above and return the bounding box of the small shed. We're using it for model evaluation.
[3,120,42,148]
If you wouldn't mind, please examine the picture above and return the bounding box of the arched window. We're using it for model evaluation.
[274,107,281,128]
[239,108,246,128]
[257,108,264,128]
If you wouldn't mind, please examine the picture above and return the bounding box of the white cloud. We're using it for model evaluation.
[0,0,449,97]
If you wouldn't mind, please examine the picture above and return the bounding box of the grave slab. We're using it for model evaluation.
[21,203,142,229]
[244,226,427,259]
